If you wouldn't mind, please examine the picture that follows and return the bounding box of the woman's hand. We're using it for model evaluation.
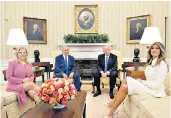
[23,78,30,83]
[69,72,74,79]
[137,78,142,82]
[62,73,68,79]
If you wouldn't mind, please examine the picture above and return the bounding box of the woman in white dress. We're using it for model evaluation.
[105,42,169,118]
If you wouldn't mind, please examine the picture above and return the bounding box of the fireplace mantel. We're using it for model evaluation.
[56,43,115,60]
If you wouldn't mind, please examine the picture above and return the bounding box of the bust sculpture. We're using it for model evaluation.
[133,48,140,62]
[34,50,40,62]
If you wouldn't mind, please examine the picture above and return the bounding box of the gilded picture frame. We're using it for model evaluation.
[23,17,47,44]
[75,5,98,34]
[126,15,151,44]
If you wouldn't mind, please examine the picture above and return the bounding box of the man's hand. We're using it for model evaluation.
[106,71,110,76]
[62,73,68,79]
[23,78,30,83]
[69,72,74,79]
[100,71,104,77]
[137,78,142,83]
[100,71,107,77]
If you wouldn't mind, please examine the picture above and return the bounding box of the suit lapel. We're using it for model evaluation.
[61,55,65,64]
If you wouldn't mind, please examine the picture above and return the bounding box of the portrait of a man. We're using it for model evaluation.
[23,17,47,44]
[126,15,151,44]
[27,22,43,40]
[130,19,146,40]
[78,8,95,30]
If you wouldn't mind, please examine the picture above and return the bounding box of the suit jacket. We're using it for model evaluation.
[97,53,117,73]
[55,54,76,74]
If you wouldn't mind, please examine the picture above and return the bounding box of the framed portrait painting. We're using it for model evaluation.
[74,5,98,34]
[23,17,47,44]
[126,15,151,44]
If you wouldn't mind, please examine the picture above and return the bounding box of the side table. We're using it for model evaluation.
[126,67,146,80]
[32,62,51,79]
[34,69,45,83]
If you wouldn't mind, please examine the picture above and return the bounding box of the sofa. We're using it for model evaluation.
[124,67,170,118]
[1,82,35,118]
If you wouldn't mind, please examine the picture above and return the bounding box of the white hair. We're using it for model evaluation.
[61,45,69,51]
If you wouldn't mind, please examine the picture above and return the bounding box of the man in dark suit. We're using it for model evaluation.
[55,46,81,91]
[130,23,144,40]
[93,46,118,99]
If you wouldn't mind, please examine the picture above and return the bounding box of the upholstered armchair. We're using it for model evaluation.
[92,50,123,93]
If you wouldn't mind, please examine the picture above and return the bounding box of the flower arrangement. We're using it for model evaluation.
[39,78,77,106]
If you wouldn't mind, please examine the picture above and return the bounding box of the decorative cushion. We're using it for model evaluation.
[0,86,17,106]
[139,96,170,118]
[101,77,109,86]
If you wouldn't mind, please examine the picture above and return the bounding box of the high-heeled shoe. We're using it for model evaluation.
[104,102,112,108]
[104,110,118,118]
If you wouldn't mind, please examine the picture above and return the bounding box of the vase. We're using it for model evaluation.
[52,103,66,110]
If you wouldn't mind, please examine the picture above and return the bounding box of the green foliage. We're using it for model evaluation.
[63,34,109,43]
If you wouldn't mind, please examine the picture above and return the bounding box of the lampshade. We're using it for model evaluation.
[7,29,28,45]
[140,27,162,45]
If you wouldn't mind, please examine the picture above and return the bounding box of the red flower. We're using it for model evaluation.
[61,97,68,105]
[42,88,48,95]
[44,95,50,102]
[52,91,58,97]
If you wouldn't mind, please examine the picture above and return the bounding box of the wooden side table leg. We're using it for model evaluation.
[42,74,44,83]
[33,77,36,83]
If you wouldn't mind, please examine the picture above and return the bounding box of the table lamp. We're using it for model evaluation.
[6,29,28,57]
[140,27,162,48]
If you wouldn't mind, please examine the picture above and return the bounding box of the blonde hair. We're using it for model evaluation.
[147,42,168,70]
[16,47,30,64]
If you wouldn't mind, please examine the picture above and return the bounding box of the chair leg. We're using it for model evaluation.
[92,82,95,94]
[80,82,82,87]
[102,83,104,88]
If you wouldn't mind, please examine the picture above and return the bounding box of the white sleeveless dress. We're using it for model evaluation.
[127,58,168,97]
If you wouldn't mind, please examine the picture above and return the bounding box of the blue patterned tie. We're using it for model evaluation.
[65,56,68,76]
[104,56,108,72]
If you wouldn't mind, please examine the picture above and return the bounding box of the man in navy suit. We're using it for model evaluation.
[55,46,81,91]
[93,46,118,99]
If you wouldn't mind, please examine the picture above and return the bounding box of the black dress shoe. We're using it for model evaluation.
[93,91,101,97]
[109,92,114,99]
